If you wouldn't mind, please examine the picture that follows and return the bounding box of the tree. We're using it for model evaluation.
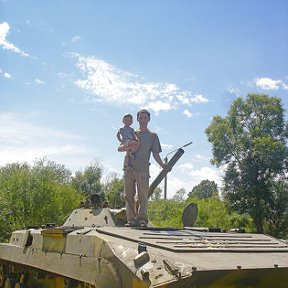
[148,199,185,228]
[149,187,162,201]
[188,180,219,199]
[148,196,253,231]
[72,161,104,200]
[104,175,125,208]
[206,93,288,233]
[172,188,186,202]
[0,159,81,241]
[186,197,253,231]
[29,159,80,225]
[265,180,288,239]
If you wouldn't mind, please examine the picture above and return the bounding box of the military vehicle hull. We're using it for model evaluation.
[1,207,288,288]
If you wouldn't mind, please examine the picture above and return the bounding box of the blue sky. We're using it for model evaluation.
[1,0,287,198]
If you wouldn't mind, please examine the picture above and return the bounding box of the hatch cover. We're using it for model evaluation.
[96,227,288,253]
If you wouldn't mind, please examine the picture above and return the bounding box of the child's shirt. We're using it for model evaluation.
[118,126,136,141]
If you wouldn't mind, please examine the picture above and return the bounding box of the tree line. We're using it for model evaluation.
[0,93,287,241]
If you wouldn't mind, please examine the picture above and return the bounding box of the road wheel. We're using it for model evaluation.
[4,278,16,288]
[0,265,6,288]
[14,284,24,288]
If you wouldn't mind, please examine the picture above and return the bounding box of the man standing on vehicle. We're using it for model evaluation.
[122,109,166,227]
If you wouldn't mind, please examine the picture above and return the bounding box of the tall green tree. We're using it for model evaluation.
[0,159,81,241]
[103,175,125,208]
[172,188,186,202]
[206,93,288,233]
[188,180,219,199]
[72,161,104,200]
[149,187,162,201]
[265,180,288,238]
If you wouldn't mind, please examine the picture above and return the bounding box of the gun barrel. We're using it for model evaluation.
[148,148,185,197]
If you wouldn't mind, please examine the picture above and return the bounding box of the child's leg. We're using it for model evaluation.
[118,144,129,152]
[128,141,140,153]
[129,150,136,159]
[118,139,130,152]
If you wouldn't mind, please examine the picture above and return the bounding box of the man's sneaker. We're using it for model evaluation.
[124,221,136,227]
[138,221,147,228]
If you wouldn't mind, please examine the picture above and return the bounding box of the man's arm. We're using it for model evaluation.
[152,152,166,168]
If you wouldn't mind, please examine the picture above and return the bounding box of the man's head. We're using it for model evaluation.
[137,109,150,121]
[136,109,150,129]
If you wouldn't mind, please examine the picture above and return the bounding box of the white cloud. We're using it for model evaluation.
[159,166,222,199]
[164,175,188,198]
[149,164,187,198]
[35,78,45,85]
[282,83,288,90]
[255,77,283,90]
[0,68,12,79]
[72,35,80,43]
[0,112,94,171]
[161,143,173,150]
[189,166,222,187]
[190,94,209,103]
[73,54,208,113]
[179,162,194,170]
[227,87,241,97]
[149,159,223,199]
[176,93,191,104]
[183,109,193,118]
[3,72,11,79]
[146,101,172,114]
[179,162,222,190]
[0,22,29,57]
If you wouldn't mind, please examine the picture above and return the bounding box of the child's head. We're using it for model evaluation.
[122,113,133,126]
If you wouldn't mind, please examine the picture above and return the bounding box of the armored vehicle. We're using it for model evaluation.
[1,148,288,287]
[1,199,288,288]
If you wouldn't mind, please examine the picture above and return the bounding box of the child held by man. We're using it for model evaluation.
[117,114,140,164]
